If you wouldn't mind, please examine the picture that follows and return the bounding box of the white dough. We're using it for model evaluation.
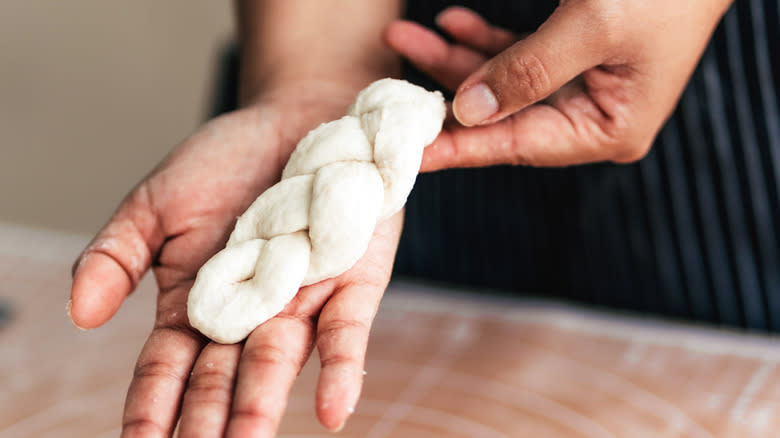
[187,78,446,343]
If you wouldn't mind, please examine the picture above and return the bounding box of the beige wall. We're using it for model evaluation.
[0,1,233,234]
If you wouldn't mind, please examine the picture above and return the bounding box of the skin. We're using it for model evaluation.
[70,1,733,436]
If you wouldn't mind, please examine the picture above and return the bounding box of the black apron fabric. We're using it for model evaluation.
[395,0,780,331]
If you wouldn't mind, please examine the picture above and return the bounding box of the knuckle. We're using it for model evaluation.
[187,368,234,402]
[318,318,370,340]
[499,50,551,105]
[275,311,316,332]
[242,342,302,371]
[316,318,371,365]
[231,405,277,429]
[320,352,361,369]
[122,417,167,436]
[348,273,387,293]
[133,359,185,383]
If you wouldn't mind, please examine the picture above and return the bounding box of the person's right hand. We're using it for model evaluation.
[69,81,405,437]
[385,2,732,170]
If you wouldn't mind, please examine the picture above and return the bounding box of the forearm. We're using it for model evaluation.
[235,0,402,105]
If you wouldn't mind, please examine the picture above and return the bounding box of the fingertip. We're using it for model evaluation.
[420,132,455,173]
[65,299,87,331]
[381,19,400,45]
[434,5,473,29]
[382,20,429,52]
[315,366,363,432]
[70,252,132,329]
[317,404,352,433]
[382,21,407,53]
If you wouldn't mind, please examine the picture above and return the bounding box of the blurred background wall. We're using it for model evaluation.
[0,1,233,234]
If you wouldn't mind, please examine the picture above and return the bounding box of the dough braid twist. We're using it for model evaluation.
[188,79,446,343]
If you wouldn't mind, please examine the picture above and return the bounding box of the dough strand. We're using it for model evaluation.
[188,79,446,343]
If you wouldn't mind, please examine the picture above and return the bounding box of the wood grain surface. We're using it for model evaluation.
[0,223,778,437]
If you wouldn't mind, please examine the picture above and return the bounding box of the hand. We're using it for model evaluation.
[384,1,732,169]
[69,83,403,437]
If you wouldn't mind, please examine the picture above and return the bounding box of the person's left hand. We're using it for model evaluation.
[385,2,732,170]
[69,84,403,437]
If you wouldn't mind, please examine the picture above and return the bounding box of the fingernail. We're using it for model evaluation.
[454,83,498,126]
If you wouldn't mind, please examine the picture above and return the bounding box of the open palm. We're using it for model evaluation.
[70,94,403,437]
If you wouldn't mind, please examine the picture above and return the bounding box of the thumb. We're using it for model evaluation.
[453,3,605,126]
[69,186,163,329]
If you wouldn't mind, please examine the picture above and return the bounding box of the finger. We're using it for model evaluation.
[122,327,206,437]
[70,186,164,329]
[435,6,517,55]
[313,212,400,431]
[314,281,386,431]
[225,313,317,438]
[422,82,623,171]
[421,116,521,172]
[384,20,487,91]
[452,3,606,126]
[177,343,242,438]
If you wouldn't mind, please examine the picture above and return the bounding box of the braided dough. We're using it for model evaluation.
[187,79,446,343]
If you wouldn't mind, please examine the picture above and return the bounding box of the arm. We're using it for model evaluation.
[236,0,401,105]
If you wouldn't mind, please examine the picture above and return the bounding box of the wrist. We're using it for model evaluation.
[237,80,370,164]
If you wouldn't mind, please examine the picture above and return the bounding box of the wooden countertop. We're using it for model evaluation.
[1,223,778,438]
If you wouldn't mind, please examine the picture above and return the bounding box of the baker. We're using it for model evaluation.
[68,1,779,437]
